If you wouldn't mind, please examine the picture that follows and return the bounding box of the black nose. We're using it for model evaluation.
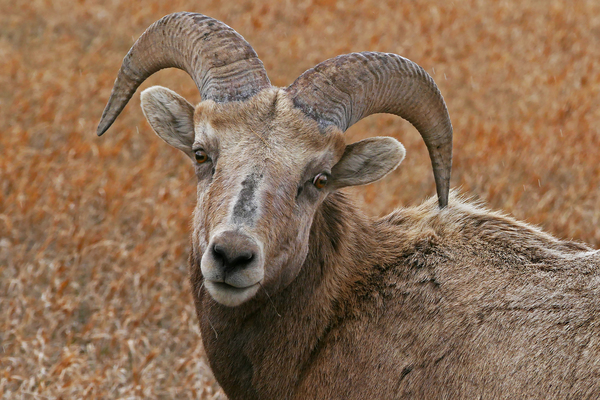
[213,243,254,270]
[210,231,259,273]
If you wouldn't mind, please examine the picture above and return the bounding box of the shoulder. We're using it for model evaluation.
[376,191,594,267]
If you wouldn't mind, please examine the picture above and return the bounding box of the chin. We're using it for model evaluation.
[204,280,261,307]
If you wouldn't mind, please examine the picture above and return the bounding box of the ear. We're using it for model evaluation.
[331,137,405,188]
[140,86,195,159]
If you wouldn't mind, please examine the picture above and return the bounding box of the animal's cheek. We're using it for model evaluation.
[191,225,209,256]
[195,179,211,197]
[278,238,311,291]
[194,190,214,220]
[192,196,211,251]
[263,218,312,291]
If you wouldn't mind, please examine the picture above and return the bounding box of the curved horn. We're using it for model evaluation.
[97,12,271,136]
[286,52,452,208]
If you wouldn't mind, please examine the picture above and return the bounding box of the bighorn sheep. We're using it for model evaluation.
[97,12,600,399]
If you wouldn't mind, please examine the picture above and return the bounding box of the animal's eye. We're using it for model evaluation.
[313,173,329,189]
[194,149,209,164]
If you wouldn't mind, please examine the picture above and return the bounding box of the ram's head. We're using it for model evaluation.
[97,12,452,307]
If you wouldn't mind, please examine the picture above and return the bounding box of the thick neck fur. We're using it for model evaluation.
[192,191,380,400]
[191,192,599,399]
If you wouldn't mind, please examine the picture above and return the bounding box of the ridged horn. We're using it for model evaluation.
[97,12,271,136]
[286,52,452,208]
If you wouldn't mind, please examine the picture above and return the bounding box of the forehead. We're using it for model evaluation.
[193,88,345,159]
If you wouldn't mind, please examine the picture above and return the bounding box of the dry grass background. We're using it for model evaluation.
[1,0,599,398]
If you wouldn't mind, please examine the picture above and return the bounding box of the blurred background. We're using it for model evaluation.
[1,0,599,398]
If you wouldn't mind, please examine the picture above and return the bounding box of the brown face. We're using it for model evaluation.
[190,90,347,306]
[140,86,406,307]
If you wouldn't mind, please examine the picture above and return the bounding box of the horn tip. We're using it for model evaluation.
[438,196,448,209]
[436,180,450,209]
[96,121,109,136]
[436,181,450,209]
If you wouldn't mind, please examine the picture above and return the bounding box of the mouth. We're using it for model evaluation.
[204,280,261,307]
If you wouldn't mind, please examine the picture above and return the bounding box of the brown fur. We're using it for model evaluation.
[141,86,600,399]
[191,191,600,399]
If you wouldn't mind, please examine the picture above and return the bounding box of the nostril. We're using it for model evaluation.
[211,242,256,270]
[212,244,226,268]
[230,252,254,268]
[213,243,226,259]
